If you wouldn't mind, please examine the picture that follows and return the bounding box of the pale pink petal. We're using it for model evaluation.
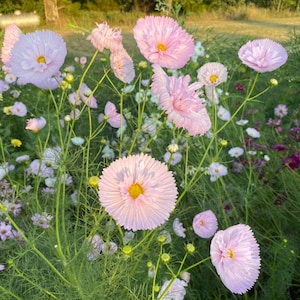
[238,39,288,72]
[193,210,218,238]
[1,23,22,66]
[133,16,194,69]
[98,153,178,231]
[210,224,261,294]
[151,64,211,136]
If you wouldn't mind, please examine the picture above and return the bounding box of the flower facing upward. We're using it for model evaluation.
[238,39,288,72]
[8,30,67,89]
[274,104,288,118]
[87,22,123,53]
[1,24,22,68]
[210,224,261,294]
[197,62,228,87]
[133,16,195,69]
[192,210,218,238]
[98,153,178,231]
[151,64,211,136]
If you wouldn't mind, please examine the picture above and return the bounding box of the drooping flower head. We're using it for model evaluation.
[98,153,178,231]
[133,16,195,69]
[151,64,211,136]
[238,39,288,72]
[1,23,22,69]
[8,30,67,89]
[110,48,135,84]
[197,62,228,87]
[87,22,123,53]
[192,210,218,238]
[210,224,261,294]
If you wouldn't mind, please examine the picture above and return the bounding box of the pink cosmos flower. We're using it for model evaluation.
[238,39,288,72]
[274,104,288,118]
[26,116,47,132]
[79,83,98,108]
[192,210,218,238]
[8,30,67,89]
[98,153,178,231]
[100,101,126,128]
[10,101,27,117]
[197,62,228,87]
[151,64,211,136]
[210,224,261,294]
[87,22,123,53]
[1,24,22,69]
[110,48,135,84]
[133,16,194,69]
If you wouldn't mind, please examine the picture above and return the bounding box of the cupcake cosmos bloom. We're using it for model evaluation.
[133,16,195,69]
[8,30,67,89]
[98,153,178,231]
[210,224,261,294]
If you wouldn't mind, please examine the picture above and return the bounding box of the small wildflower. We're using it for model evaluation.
[246,127,260,138]
[11,139,22,147]
[228,147,244,158]
[31,212,53,229]
[274,104,288,118]
[173,218,186,238]
[208,162,228,182]
[236,119,249,126]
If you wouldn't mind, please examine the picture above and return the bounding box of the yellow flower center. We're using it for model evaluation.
[128,183,144,199]
[157,43,167,52]
[227,248,234,259]
[37,55,46,64]
[209,74,218,83]
[199,220,204,226]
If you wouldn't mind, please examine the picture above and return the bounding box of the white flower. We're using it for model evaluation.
[208,162,228,182]
[71,137,85,146]
[247,150,257,155]
[228,147,244,158]
[246,127,260,138]
[102,145,115,160]
[45,177,56,187]
[157,278,187,300]
[264,154,270,161]
[236,119,249,125]
[43,147,61,169]
[173,218,186,238]
[124,231,134,244]
[217,106,231,121]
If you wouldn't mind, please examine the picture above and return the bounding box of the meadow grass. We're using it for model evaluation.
[0,9,300,300]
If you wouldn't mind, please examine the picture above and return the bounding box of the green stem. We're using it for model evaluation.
[0,208,72,287]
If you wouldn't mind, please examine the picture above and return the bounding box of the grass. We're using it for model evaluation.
[0,7,300,300]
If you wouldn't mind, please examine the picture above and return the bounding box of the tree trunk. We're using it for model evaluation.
[43,0,59,23]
